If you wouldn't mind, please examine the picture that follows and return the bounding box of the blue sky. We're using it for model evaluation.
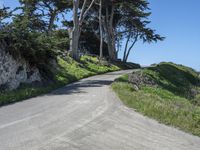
[1,0,200,70]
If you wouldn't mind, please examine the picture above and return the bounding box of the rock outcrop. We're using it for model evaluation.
[0,48,41,91]
[129,71,157,88]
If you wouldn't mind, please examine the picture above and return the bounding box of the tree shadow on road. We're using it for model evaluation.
[49,80,113,96]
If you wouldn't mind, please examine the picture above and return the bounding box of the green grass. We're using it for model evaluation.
[55,55,120,83]
[112,63,200,136]
[0,84,60,106]
[0,55,135,107]
[144,62,200,99]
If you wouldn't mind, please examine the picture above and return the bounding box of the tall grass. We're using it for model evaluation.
[112,63,200,136]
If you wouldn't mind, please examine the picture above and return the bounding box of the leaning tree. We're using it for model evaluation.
[70,0,96,60]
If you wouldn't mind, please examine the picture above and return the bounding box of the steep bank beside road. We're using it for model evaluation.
[112,62,200,136]
[0,47,41,91]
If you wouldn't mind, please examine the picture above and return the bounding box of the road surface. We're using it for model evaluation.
[0,70,200,150]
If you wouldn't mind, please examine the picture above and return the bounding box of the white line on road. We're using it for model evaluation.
[0,113,41,130]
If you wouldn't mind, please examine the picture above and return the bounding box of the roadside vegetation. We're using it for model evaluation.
[112,62,200,136]
[1,0,150,106]
[0,55,140,106]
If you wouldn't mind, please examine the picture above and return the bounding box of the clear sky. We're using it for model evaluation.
[1,0,200,70]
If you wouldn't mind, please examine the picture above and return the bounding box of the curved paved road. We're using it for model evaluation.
[0,70,200,150]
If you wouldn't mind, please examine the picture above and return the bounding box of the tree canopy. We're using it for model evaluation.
[0,0,164,65]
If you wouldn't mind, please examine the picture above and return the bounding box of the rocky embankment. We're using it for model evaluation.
[0,48,41,91]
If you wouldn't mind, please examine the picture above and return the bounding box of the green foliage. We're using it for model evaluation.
[0,23,69,71]
[112,62,200,136]
[53,29,70,51]
[113,61,141,69]
[0,0,161,65]
[0,84,59,106]
[112,80,200,137]
[143,62,200,99]
[0,6,11,24]
[0,27,56,67]
[192,94,200,106]
[0,56,121,106]
[115,74,129,82]
[55,55,120,84]
[0,0,70,70]
[80,55,120,73]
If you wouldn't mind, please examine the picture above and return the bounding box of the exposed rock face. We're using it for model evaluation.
[128,71,157,88]
[0,49,41,91]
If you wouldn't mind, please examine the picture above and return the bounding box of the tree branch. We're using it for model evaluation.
[80,0,96,25]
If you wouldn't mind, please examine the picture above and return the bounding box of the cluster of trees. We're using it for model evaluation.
[0,0,164,65]
[70,0,164,61]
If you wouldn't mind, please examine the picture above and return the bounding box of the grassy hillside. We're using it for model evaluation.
[0,55,140,107]
[112,62,200,136]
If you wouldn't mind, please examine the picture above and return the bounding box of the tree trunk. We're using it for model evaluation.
[109,5,117,60]
[123,34,131,62]
[71,0,80,60]
[71,28,80,60]
[48,10,57,35]
[70,0,96,60]
[104,5,117,60]
[123,35,138,62]
[99,0,103,59]
[103,21,113,59]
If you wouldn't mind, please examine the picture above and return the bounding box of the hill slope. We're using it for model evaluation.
[112,62,200,136]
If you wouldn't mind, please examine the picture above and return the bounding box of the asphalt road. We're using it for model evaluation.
[0,70,200,150]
